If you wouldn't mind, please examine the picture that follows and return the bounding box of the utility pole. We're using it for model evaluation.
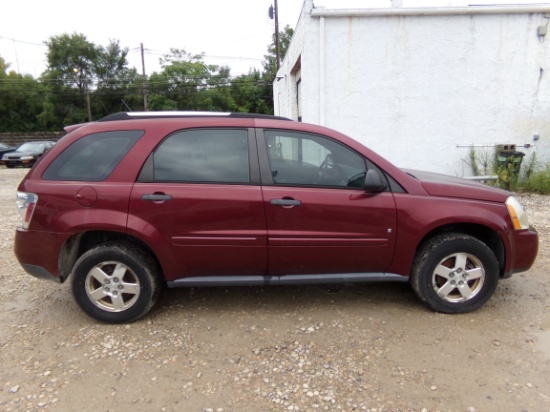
[85,79,92,122]
[274,0,280,70]
[269,1,280,70]
[141,43,148,111]
[74,68,92,121]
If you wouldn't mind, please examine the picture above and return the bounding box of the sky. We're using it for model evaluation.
[2,0,550,78]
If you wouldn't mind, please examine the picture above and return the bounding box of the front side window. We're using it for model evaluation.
[264,130,366,188]
[43,131,143,181]
[153,129,250,183]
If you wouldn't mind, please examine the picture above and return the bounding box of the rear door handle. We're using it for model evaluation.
[142,193,173,201]
[270,198,302,206]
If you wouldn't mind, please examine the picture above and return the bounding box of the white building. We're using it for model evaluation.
[274,1,550,176]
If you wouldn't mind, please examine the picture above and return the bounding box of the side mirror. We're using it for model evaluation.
[364,169,387,192]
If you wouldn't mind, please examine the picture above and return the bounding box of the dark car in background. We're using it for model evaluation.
[1,141,55,168]
[0,142,17,158]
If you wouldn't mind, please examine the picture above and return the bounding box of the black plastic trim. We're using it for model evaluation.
[167,273,408,288]
[255,128,275,185]
[22,264,61,283]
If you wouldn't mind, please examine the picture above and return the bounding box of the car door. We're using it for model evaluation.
[257,129,397,276]
[128,128,267,280]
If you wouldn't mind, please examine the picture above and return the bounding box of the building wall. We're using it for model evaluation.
[275,4,550,176]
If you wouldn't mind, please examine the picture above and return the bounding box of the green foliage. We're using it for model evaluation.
[519,154,550,194]
[41,33,140,123]
[2,25,290,131]
[496,157,520,191]
[149,49,229,111]
[0,56,45,131]
[522,167,550,194]
[467,147,480,176]
[148,49,274,114]
[44,33,98,94]
[465,147,550,194]
[147,94,178,111]
[230,70,273,114]
[263,25,294,82]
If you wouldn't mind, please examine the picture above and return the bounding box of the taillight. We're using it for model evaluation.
[16,192,38,229]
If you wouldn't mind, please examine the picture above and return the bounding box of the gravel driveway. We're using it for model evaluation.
[0,167,549,412]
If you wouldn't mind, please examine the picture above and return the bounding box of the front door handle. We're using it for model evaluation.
[142,193,173,201]
[270,198,302,206]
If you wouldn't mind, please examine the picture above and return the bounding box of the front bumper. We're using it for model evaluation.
[2,159,35,167]
[502,225,538,278]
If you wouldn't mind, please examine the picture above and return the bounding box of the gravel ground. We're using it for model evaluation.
[0,167,549,412]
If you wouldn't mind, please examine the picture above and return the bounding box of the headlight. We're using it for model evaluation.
[506,196,530,230]
[20,156,35,160]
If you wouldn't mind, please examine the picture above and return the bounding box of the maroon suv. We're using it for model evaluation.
[14,112,538,323]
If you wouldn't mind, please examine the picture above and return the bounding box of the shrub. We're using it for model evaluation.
[465,148,550,194]
[521,164,550,194]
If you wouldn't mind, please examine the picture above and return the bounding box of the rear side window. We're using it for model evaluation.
[43,131,143,181]
[152,129,250,183]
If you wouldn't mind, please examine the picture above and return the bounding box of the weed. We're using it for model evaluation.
[464,147,550,194]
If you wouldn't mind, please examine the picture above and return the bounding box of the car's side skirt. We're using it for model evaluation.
[167,273,408,287]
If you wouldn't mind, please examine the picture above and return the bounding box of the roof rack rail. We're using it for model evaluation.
[98,111,292,122]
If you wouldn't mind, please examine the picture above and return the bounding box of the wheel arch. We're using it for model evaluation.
[414,223,506,276]
[58,230,163,283]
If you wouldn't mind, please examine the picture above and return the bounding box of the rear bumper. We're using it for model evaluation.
[14,228,69,282]
[21,263,60,282]
[503,225,538,278]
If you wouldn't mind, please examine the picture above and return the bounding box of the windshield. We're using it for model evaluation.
[17,142,45,152]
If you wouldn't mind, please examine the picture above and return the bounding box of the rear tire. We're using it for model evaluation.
[411,233,499,313]
[71,242,160,323]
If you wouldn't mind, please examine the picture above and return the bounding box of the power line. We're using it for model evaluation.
[0,35,46,47]
[128,48,263,62]
[0,72,267,85]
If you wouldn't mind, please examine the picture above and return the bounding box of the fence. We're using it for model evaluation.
[0,132,65,147]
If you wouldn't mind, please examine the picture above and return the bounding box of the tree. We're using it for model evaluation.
[93,40,140,115]
[233,24,295,114]
[229,69,272,114]
[148,49,237,111]
[0,56,45,131]
[40,33,138,126]
[44,33,98,96]
[1,26,295,132]
[40,33,99,125]
[262,25,294,83]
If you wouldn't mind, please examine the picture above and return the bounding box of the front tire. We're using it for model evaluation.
[71,242,161,323]
[411,233,499,313]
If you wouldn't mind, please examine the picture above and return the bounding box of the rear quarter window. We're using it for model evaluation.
[42,131,143,181]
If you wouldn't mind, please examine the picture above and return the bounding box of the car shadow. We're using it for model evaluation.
[150,281,421,320]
